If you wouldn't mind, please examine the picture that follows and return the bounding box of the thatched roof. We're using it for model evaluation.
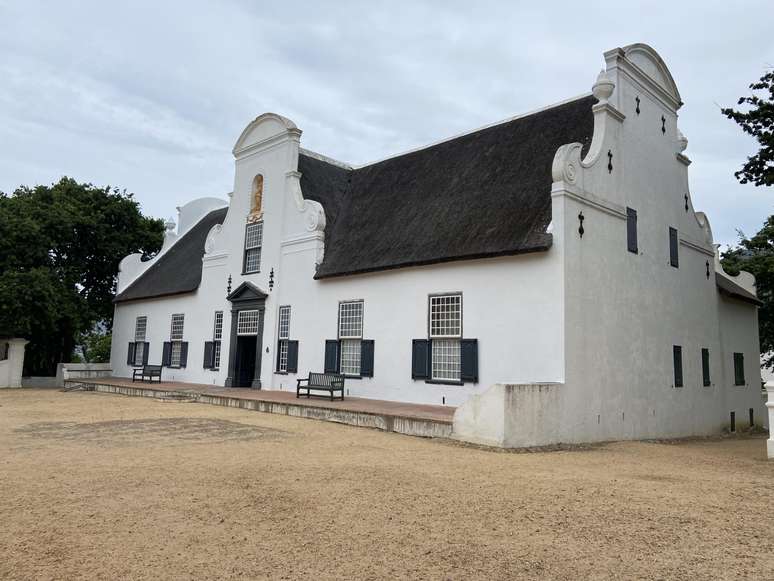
[114,207,227,303]
[300,94,596,279]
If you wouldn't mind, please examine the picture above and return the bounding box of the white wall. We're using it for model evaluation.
[0,339,28,388]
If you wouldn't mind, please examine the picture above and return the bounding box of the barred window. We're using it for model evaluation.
[278,306,291,340]
[340,339,362,376]
[244,222,263,274]
[237,310,260,335]
[213,311,223,370]
[134,316,147,366]
[430,294,462,338]
[277,306,291,373]
[432,339,461,382]
[170,314,185,367]
[170,314,185,340]
[429,294,462,381]
[338,301,363,339]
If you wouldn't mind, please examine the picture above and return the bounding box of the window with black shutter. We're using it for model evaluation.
[168,314,185,367]
[669,227,679,267]
[733,352,745,386]
[411,339,430,380]
[276,306,293,373]
[133,316,148,366]
[626,207,638,254]
[324,340,340,374]
[360,339,374,378]
[203,341,214,369]
[673,345,683,387]
[286,340,299,374]
[701,348,710,386]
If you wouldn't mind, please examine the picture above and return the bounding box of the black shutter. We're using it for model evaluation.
[142,342,150,365]
[701,348,710,386]
[360,340,374,377]
[287,340,299,373]
[162,342,172,367]
[460,339,479,383]
[180,342,189,368]
[203,341,214,369]
[673,345,683,387]
[324,340,340,374]
[412,339,430,380]
[626,207,638,254]
[127,342,136,365]
[734,353,745,385]
[669,227,679,267]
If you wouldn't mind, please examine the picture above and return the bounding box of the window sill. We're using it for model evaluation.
[425,379,464,386]
[241,270,261,276]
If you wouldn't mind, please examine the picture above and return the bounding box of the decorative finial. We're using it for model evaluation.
[678,130,688,152]
[227,274,232,295]
[164,217,176,232]
[592,70,615,104]
[269,268,275,291]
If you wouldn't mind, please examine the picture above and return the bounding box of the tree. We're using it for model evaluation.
[721,217,774,368]
[721,70,773,187]
[81,329,112,363]
[0,178,163,375]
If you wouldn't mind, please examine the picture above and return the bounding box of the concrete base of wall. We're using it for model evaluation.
[453,383,564,448]
[67,380,453,440]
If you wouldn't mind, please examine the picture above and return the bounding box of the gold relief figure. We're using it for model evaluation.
[248,175,263,222]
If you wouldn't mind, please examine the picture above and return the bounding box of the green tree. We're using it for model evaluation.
[81,330,112,363]
[721,70,773,187]
[0,178,163,375]
[721,217,774,368]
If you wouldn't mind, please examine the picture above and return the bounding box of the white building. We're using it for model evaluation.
[110,44,766,447]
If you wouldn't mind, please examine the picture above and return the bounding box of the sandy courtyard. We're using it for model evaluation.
[1,389,772,580]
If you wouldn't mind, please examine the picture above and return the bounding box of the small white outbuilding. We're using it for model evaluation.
[0,338,28,388]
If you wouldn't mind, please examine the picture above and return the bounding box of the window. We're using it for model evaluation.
[701,348,711,387]
[243,222,263,274]
[733,352,745,386]
[338,301,363,375]
[0,342,8,361]
[672,345,683,388]
[669,227,679,267]
[133,316,147,366]
[626,207,638,254]
[430,294,462,382]
[277,306,291,373]
[237,310,260,335]
[213,311,223,370]
[170,314,185,367]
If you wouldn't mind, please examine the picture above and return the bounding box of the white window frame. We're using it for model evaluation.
[338,300,363,376]
[277,306,291,373]
[133,316,148,366]
[237,310,260,336]
[170,313,185,367]
[243,222,263,274]
[212,311,223,370]
[429,293,462,382]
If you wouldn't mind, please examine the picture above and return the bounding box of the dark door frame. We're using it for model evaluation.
[225,282,268,388]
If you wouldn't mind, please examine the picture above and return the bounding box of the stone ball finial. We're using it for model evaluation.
[678,130,688,152]
[165,217,176,232]
[592,70,615,103]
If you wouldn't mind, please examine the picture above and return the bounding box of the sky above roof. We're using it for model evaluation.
[1,0,772,247]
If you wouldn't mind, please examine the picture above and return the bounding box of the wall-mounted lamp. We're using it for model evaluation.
[578,212,585,238]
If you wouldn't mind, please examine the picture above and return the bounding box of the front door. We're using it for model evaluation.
[234,336,257,388]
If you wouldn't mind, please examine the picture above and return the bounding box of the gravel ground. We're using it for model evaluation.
[1,389,772,580]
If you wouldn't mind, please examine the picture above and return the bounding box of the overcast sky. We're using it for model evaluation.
[1,0,772,247]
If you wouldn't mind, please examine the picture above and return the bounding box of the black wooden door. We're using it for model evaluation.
[235,336,257,387]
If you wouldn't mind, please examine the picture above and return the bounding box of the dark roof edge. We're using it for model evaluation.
[716,273,762,307]
[314,239,553,280]
[113,289,196,305]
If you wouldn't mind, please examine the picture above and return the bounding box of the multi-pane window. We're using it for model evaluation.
[338,301,363,375]
[170,314,184,367]
[243,222,263,274]
[277,306,291,373]
[133,316,147,366]
[237,310,260,335]
[213,311,223,370]
[430,294,462,381]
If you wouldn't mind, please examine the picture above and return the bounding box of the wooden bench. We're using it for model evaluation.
[297,372,345,401]
[132,364,162,383]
